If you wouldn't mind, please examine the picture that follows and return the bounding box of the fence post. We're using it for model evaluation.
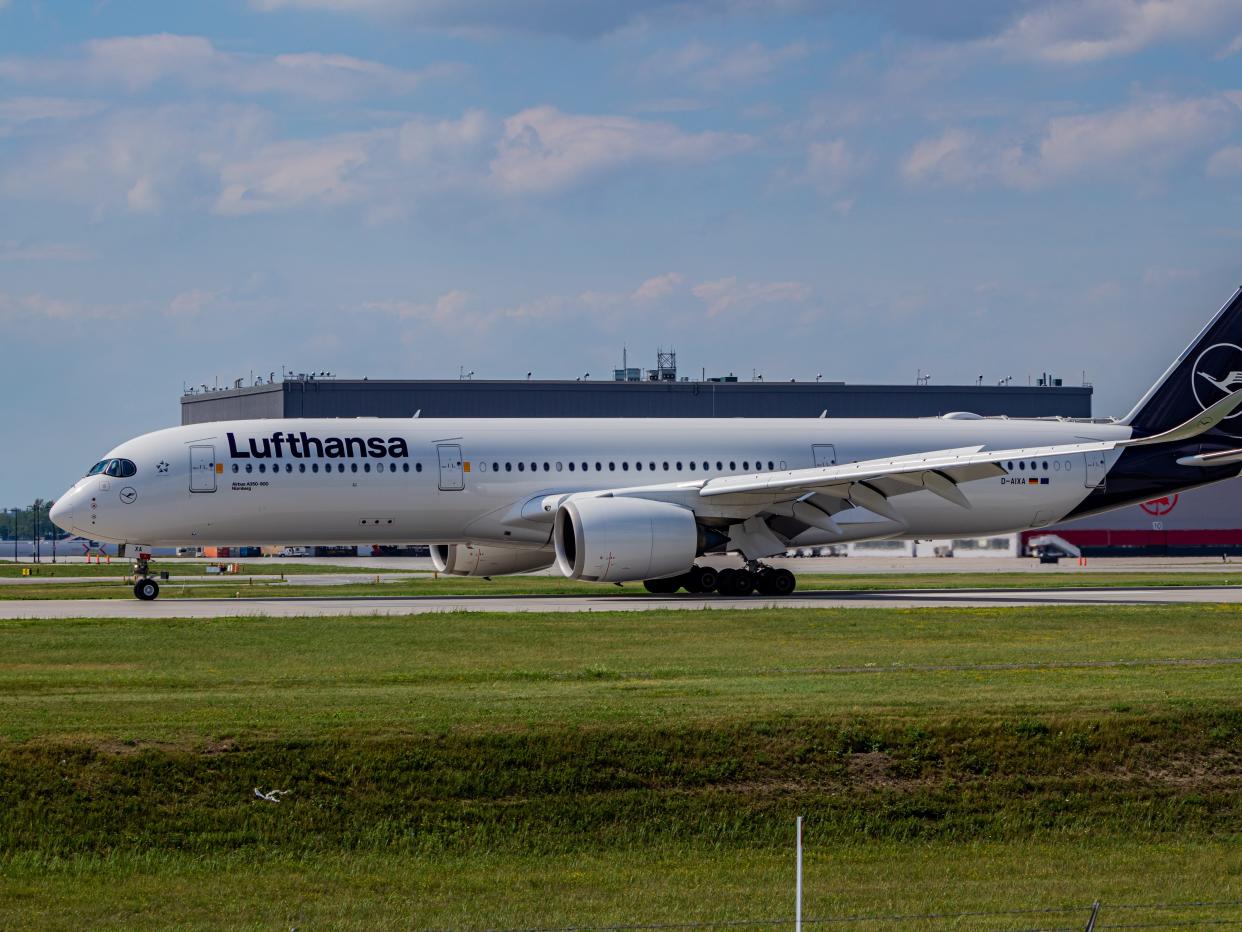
[795,816,803,932]
[1085,900,1100,931]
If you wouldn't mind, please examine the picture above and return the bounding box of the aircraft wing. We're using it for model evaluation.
[691,440,1120,518]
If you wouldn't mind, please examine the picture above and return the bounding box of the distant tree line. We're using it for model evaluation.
[0,500,70,540]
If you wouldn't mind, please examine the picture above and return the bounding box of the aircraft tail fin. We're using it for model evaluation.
[1122,285,1242,438]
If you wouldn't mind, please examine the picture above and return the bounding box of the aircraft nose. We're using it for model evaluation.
[49,493,75,533]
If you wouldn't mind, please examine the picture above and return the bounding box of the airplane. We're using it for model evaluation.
[50,286,1242,601]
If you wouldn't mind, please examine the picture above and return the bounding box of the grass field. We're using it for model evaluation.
[3,569,1242,600]
[1,604,1239,928]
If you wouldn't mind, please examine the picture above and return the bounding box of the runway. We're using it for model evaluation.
[1,585,1239,618]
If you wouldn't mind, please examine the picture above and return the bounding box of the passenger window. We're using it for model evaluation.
[1019,462,1025,471]
[676,461,682,470]
[663,462,669,471]
[729,461,736,471]
[716,461,723,471]
[312,463,319,473]
[337,463,345,473]
[688,462,695,471]
[635,462,642,471]
[402,463,409,473]
[286,463,292,473]
[1042,461,1048,470]
[299,463,306,473]
[568,462,575,471]
[245,464,253,473]
[365,463,372,473]
[595,462,602,471]
[743,461,749,470]
[582,462,588,472]
[649,462,655,471]
[609,462,616,471]
[416,462,422,472]
[231,464,239,473]
[623,462,629,471]
[768,461,775,470]
[518,462,525,471]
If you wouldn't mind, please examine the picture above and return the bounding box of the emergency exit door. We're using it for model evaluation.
[812,444,837,467]
[189,445,217,493]
[437,444,465,491]
[1083,450,1107,489]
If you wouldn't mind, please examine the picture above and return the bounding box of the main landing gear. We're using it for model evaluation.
[132,552,160,601]
[643,563,796,597]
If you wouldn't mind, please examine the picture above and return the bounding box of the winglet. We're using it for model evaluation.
[1123,388,1242,447]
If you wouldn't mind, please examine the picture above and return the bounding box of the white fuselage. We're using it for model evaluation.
[51,416,1132,549]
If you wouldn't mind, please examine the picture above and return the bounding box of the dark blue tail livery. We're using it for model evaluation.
[1124,285,1242,440]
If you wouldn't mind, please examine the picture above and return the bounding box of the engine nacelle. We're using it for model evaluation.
[554,496,698,583]
[431,543,554,577]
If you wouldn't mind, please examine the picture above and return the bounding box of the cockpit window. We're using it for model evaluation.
[87,458,137,478]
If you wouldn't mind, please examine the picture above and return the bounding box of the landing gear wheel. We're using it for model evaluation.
[758,567,796,596]
[134,579,159,601]
[643,577,681,594]
[721,568,755,597]
[683,565,718,594]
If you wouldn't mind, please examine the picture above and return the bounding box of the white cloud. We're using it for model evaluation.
[1208,145,1242,176]
[490,106,754,195]
[361,290,474,325]
[805,138,862,193]
[691,276,812,316]
[0,34,445,101]
[633,272,685,302]
[167,290,218,317]
[903,95,1237,189]
[990,0,1242,63]
[2,100,756,215]
[640,39,807,90]
[214,131,381,215]
[2,104,272,214]
[0,292,131,321]
[0,97,104,126]
[901,129,978,186]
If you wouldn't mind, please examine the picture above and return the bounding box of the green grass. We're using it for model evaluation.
[3,569,1242,600]
[0,560,416,579]
[1,605,1239,927]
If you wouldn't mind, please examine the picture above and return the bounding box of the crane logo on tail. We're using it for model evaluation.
[1191,344,1242,434]
[1198,370,1242,393]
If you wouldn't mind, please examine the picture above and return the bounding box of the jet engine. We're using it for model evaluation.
[431,543,555,577]
[554,496,698,583]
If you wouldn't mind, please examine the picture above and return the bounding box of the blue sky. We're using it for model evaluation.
[2,0,1242,503]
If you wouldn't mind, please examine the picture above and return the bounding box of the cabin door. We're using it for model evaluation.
[437,444,465,491]
[189,445,217,493]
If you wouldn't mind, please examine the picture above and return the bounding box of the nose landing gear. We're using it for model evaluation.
[132,552,160,601]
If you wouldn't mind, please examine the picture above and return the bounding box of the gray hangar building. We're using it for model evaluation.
[181,377,1092,424]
